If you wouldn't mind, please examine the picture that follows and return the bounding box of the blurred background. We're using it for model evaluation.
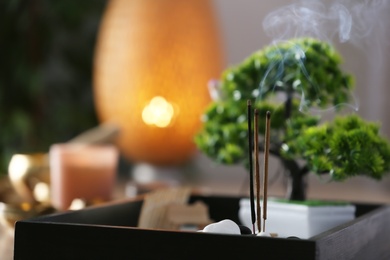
[1,0,390,204]
[0,1,104,172]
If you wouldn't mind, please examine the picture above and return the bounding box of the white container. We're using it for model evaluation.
[239,198,356,239]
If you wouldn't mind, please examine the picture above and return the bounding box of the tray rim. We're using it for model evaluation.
[14,195,390,260]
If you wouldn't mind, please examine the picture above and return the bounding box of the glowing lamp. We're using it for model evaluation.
[94,0,224,165]
[142,96,175,128]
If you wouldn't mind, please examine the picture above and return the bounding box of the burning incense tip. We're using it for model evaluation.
[247,100,251,106]
[266,111,271,118]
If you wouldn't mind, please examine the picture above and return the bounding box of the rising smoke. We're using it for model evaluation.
[263,0,390,47]
[259,0,390,114]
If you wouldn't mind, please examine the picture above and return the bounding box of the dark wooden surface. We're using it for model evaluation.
[14,195,390,260]
[314,206,390,260]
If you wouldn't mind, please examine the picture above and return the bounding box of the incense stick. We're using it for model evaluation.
[254,109,261,233]
[262,111,271,232]
[247,100,255,234]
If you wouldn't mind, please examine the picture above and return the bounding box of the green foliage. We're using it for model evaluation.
[283,115,390,180]
[195,100,248,165]
[195,37,390,182]
[0,0,106,174]
[220,38,354,110]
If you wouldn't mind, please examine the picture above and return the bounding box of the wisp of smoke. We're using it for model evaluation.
[263,0,388,44]
[260,0,390,114]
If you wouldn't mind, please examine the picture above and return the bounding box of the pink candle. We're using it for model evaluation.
[49,144,119,211]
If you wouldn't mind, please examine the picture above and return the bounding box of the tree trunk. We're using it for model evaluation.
[281,159,308,201]
[281,85,308,200]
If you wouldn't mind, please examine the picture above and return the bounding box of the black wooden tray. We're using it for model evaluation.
[14,195,390,260]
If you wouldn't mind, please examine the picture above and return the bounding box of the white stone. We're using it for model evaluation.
[202,219,241,234]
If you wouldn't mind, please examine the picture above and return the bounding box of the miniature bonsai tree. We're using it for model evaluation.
[195,38,390,201]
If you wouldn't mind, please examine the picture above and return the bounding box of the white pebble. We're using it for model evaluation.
[257,231,271,237]
[202,219,241,234]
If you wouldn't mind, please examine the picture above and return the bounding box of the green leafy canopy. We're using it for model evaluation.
[195,37,390,182]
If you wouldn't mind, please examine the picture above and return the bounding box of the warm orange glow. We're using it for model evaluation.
[94,0,225,165]
[142,96,175,128]
[20,202,32,212]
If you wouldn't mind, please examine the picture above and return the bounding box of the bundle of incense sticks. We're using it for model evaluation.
[247,100,271,234]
